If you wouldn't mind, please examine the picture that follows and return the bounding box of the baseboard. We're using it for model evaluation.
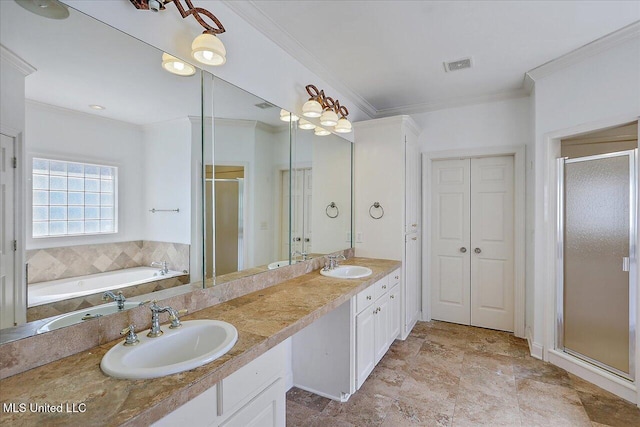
[292,383,350,403]
[548,349,637,404]
[525,326,544,360]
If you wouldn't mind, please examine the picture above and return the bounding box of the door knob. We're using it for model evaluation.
[474,248,481,254]
[460,247,467,253]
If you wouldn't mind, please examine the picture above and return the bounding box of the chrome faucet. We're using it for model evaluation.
[147,300,188,338]
[151,261,169,275]
[323,254,346,271]
[293,250,310,261]
[102,290,126,310]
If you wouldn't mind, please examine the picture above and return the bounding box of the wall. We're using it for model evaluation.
[25,101,145,249]
[531,35,640,365]
[413,97,530,152]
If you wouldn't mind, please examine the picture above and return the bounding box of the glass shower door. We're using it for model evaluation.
[558,150,637,379]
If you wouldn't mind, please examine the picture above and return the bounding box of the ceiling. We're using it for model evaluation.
[225,0,640,117]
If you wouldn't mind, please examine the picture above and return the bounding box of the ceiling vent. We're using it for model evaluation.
[443,57,472,72]
[254,101,275,109]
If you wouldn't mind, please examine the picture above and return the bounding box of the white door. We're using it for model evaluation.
[430,156,514,332]
[0,134,16,329]
[430,159,471,325]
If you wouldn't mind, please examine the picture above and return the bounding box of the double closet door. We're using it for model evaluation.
[430,156,515,332]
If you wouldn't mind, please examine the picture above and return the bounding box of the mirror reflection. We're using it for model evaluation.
[0,1,203,332]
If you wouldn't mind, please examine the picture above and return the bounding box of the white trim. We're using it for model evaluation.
[526,326,543,360]
[527,21,640,82]
[0,45,36,76]
[421,145,526,338]
[542,115,640,406]
[352,115,421,135]
[549,349,637,404]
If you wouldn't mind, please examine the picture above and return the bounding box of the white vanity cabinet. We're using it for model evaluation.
[153,341,287,427]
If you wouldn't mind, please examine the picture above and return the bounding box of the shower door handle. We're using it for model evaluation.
[623,257,630,272]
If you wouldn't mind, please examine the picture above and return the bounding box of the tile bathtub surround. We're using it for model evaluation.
[0,255,396,426]
[0,248,355,378]
[286,321,640,427]
[26,240,190,284]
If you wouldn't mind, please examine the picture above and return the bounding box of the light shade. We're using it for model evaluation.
[162,53,196,76]
[191,33,226,66]
[314,126,330,136]
[302,99,323,118]
[298,118,315,130]
[280,109,300,122]
[334,117,352,133]
[320,109,339,127]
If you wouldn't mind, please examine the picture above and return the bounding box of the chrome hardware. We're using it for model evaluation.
[411,223,417,227]
[369,202,384,219]
[460,247,467,253]
[366,295,372,300]
[323,254,346,271]
[326,202,339,218]
[623,257,630,272]
[293,250,309,261]
[147,301,185,337]
[411,236,417,241]
[293,237,301,242]
[390,295,395,299]
[474,248,482,254]
[151,261,169,275]
[121,325,139,346]
[382,285,387,289]
[394,275,399,279]
[81,313,103,321]
[102,290,126,310]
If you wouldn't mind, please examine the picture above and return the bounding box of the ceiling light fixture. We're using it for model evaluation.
[314,126,330,136]
[129,0,227,66]
[303,84,352,133]
[161,53,196,76]
[298,119,315,130]
[280,109,300,122]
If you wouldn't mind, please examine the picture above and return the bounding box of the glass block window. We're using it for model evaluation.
[32,158,117,237]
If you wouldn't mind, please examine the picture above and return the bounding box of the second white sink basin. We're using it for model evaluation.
[268,260,292,270]
[320,265,373,279]
[101,319,238,379]
[37,301,142,333]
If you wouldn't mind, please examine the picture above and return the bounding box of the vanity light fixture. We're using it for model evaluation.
[161,53,196,76]
[314,126,330,136]
[129,0,227,66]
[303,84,352,133]
[298,119,315,130]
[280,109,300,122]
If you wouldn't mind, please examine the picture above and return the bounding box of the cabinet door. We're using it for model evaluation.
[356,307,376,389]
[405,137,420,233]
[220,378,285,427]
[388,284,400,347]
[374,293,390,364]
[404,234,420,334]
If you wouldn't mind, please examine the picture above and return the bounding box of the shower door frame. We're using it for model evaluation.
[556,149,638,381]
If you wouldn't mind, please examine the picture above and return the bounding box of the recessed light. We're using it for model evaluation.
[89,104,106,110]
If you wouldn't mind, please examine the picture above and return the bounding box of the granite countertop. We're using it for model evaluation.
[0,258,400,426]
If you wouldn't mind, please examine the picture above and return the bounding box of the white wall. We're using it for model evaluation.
[0,50,28,134]
[142,118,192,245]
[25,101,145,249]
[413,97,530,152]
[530,35,640,359]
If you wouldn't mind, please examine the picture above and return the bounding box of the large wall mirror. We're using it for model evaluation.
[0,1,205,339]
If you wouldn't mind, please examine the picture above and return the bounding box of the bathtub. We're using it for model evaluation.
[28,267,185,307]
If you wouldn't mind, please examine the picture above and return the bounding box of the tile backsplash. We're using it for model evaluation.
[26,241,190,284]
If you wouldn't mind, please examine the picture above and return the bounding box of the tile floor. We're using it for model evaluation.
[286,320,640,426]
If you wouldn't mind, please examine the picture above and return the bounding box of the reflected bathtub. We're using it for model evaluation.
[28,267,185,307]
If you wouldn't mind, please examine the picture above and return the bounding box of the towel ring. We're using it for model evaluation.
[369,202,384,219]
[326,202,339,218]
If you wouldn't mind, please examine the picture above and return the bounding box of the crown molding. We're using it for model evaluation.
[376,88,530,117]
[526,20,640,82]
[353,115,421,134]
[221,0,378,119]
[0,44,36,76]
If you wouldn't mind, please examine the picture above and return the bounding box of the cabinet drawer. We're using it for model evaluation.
[389,269,401,287]
[356,286,375,313]
[219,341,286,417]
[374,275,390,300]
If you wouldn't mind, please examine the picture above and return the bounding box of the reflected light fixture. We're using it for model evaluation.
[314,126,330,136]
[280,109,300,122]
[129,1,227,66]
[320,109,339,127]
[15,0,70,19]
[303,84,352,133]
[162,53,196,76]
[298,119,315,130]
[334,117,352,133]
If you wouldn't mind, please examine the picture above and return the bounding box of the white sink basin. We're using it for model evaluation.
[37,301,142,333]
[268,260,292,270]
[320,266,373,279]
[100,319,238,379]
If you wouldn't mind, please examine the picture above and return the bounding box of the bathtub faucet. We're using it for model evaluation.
[151,261,169,275]
[147,300,188,338]
[102,291,126,310]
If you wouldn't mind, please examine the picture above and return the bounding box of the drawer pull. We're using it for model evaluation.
[366,295,372,300]
[394,275,399,279]
[390,295,395,299]
[382,285,387,289]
